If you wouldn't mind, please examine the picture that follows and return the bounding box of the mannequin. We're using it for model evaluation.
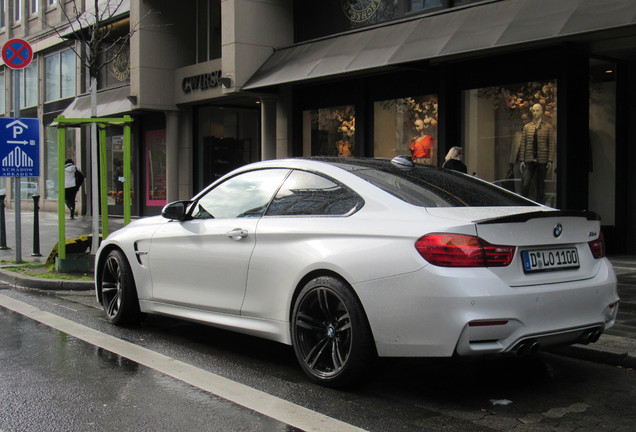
[409,119,434,164]
[519,104,555,203]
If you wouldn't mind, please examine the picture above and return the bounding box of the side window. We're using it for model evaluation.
[191,169,289,219]
[266,170,362,216]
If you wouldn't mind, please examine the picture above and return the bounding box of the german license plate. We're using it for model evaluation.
[522,248,579,273]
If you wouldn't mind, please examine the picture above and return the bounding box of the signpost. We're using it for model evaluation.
[2,38,36,263]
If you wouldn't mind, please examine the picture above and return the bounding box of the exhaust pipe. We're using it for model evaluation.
[515,340,540,357]
[529,341,541,355]
[577,329,603,345]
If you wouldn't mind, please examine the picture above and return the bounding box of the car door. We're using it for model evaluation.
[147,168,290,313]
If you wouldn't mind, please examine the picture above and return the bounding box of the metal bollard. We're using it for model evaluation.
[31,194,41,257]
[0,194,8,250]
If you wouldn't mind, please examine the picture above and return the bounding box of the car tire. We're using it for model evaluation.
[291,276,375,387]
[100,249,141,326]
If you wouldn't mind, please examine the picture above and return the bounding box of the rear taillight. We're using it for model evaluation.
[588,232,606,259]
[415,233,515,267]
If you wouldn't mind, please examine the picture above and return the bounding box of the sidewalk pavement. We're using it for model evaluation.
[0,208,634,368]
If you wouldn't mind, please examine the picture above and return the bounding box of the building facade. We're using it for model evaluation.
[244,0,636,255]
[1,0,636,254]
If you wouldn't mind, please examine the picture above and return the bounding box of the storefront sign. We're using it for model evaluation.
[341,0,381,23]
[182,70,222,94]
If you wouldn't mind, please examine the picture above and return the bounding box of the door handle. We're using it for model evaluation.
[226,228,248,240]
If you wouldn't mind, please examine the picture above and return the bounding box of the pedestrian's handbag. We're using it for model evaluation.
[75,169,85,187]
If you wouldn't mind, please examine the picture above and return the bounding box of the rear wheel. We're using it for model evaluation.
[100,249,140,325]
[291,276,375,387]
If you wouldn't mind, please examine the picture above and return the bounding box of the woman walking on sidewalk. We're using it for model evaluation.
[64,159,83,220]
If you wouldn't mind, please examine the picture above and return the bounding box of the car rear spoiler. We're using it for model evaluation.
[475,210,601,225]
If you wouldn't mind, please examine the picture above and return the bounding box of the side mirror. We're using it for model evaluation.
[161,201,190,221]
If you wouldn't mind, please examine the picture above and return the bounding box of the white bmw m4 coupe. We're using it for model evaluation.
[95,157,619,387]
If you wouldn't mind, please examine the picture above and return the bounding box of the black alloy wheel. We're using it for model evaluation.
[100,249,140,325]
[292,276,374,387]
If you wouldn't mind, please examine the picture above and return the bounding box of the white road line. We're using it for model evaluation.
[0,293,366,432]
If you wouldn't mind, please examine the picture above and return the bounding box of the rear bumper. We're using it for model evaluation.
[354,258,619,357]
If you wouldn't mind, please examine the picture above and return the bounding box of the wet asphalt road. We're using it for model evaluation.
[1,284,635,432]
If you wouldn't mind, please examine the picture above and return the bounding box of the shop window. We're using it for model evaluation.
[45,49,76,102]
[195,106,259,191]
[463,80,558,206]
[373,95,438,164]
[44,125,76,199]
[107,133,134,207]
[303,105,355,157]
[589,60,616,225]
[146,130,166,207]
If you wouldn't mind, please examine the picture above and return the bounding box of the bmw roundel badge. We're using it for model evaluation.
[553,223,563,238]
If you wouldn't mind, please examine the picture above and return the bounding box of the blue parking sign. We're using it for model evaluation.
[0,117,40,177]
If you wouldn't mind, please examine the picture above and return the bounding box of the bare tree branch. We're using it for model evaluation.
[41,0,155,81]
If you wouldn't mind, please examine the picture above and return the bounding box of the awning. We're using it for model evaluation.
[59,86,132,119]
[243,0,636,89]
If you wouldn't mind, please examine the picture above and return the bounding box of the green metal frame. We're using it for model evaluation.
[54,115,134,260]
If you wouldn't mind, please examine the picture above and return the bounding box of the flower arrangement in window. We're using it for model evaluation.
[333,107,355,157]
[402,95,438,128]
[477,81,557,122]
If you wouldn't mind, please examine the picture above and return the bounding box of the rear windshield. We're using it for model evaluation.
[330,160,538,207]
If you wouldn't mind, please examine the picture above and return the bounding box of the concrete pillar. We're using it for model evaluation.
[165,111,179,202]
[276,88,292,158]
[260,97,277,161]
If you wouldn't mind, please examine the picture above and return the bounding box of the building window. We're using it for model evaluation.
[97,40,130,90]
[0,0,6,28]
[463,80,558,206]
[374,95,438,163]
[196,0,221,63]
[45,49,76,102]
[17,59,38,108]
[29,0,37,16]
[0,70,5,114]
[48,0,57,6]
[12,0,20,22]
[409,1,443,12]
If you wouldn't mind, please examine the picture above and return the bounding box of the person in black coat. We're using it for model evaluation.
[442,146,467,173]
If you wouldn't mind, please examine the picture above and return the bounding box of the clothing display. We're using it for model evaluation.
[518,120,555,203]
[409,135,433,159]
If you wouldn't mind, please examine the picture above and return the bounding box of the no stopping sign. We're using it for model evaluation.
[2,39,33,69]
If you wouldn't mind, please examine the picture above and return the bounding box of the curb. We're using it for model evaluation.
[551,333,636,369]
[0,268,93,291]
[551,345,636,369]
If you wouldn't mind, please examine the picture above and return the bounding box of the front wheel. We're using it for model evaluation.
[291,276,375,387]
[100,249,141,325]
